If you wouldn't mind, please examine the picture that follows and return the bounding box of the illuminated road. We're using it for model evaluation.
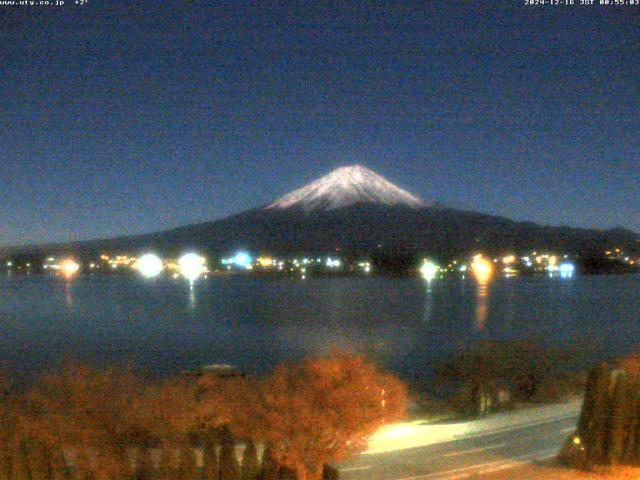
[338,406,580,480]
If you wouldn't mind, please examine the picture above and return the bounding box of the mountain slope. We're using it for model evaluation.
[2,166,638,259]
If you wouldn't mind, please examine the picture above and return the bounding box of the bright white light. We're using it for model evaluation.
[232,251,252,268]
[178,253,206,282]
[326,258,342,268]
[60,259,80,280]
[471,255,494,284]
[135,254,164,278]
[559,262,575,278]
[459,265,467,272]
[420,260,439,282]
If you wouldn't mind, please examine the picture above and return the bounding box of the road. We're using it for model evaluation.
[338,408,580,480]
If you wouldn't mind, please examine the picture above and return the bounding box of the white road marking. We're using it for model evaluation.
[476,448,558,477]
[394,448,558,480]
[458,413,579,441]
[339,465,372,472]
[442,443,505,458]
[560,427,575,433]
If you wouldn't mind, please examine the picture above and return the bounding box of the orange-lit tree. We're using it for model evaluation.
[231,351,407,480]
[20,364,146,479]
[19,362,201,480]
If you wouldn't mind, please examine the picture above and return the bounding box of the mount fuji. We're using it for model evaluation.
[266,165,427,212]
[4,165,638,261]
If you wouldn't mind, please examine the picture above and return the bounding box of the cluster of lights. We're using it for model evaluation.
[559,262,575,278]
[326,258,342,269]
[605,248,637,266]
[221,251,254,270]
[132,252,208,283]
[257,257,274,267]
[357,261,372,273]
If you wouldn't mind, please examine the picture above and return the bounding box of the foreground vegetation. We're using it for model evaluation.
[434,340,585,417]
[0,352,407,480]
[559,355,640,471]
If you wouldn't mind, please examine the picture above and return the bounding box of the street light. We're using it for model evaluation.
[135,253,164,278]
[178,253,206,283]
[60,259,80,281]
[420,260,439,283]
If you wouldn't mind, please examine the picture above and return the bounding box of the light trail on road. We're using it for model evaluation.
[338,407,580,480]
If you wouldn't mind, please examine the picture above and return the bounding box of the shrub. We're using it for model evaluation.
[228,351,406,480]
[219,426,239,480]
[241,440,259,480]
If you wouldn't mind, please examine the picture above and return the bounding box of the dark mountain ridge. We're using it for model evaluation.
[2,166,638,260]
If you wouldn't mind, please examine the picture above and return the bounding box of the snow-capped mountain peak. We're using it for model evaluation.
[267,165,428,212]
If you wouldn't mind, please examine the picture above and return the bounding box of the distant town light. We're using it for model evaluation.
[502,255,516,265]
[135,253,164,278]
[257,256,274,267]
[232,251,252,269]
[471,254,494,284]
[178,253,206,282]
[420,260,439,282]
[559,262,575,278]
[60,259,80,280]
[326,258,342,268]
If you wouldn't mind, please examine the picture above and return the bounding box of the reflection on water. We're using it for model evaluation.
[64,282,74,308]
[0,274,639,385]
[475,281,489,330]
[470,255,495,331]
[188,282,197,310]
[423,283,433,323]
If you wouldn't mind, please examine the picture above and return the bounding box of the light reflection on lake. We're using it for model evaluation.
[0,273,638,389]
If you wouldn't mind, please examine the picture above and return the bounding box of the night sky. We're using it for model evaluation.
[1,1,638,247]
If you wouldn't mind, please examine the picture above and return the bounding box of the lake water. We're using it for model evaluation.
[1,273,639,388]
